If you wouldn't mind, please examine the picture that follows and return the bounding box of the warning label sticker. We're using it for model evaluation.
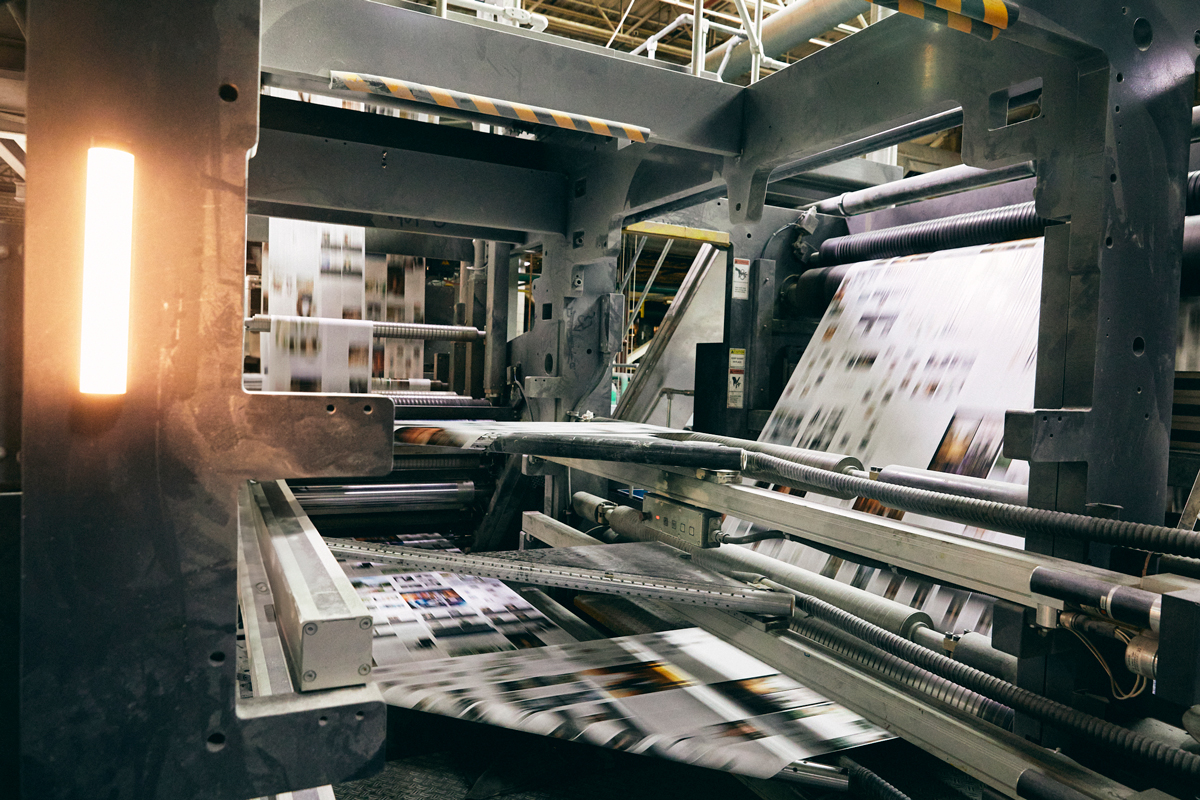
[727,347,746,408]
[731,258,751,300]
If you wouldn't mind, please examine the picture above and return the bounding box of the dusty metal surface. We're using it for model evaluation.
[21,1,393,797]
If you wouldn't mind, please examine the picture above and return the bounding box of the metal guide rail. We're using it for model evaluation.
[322,538,795,616]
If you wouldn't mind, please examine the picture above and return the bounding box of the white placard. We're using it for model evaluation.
[731,257,751,300]
[727,347,746,408]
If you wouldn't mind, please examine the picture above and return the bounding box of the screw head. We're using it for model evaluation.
[358,664,371,676]
[302,670,317,682]
[303,623,318,635]
[255,582,269,594]
[359,617,372,630]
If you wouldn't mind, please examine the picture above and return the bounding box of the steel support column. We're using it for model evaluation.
[22,2,394,797]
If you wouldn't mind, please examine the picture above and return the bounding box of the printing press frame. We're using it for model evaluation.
[17,1,1200,799]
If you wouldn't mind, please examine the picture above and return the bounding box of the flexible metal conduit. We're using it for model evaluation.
[743,449,1200,557]
[873,465,1027,505]
[813,201,1059,267]
[535,432,1200,557]
[563,432,1200,557]
[815,161,1037,216]
[786,599,1016,731]
[774,580,1200,779]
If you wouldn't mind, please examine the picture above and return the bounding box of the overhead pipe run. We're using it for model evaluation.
[814,161,1037,216]
[703,0,872,80]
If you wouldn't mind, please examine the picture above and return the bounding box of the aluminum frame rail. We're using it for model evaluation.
[321,538,795,616]
[680,606,1135,800]
[541,456,1155,613]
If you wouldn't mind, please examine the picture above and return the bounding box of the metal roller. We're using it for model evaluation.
[291,481,477,514]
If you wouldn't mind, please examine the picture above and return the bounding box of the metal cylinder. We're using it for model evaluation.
[1124,634,1158,680]
[657,431,861,474]
[814,201,1058,267]
[694,545,933,639]
[291,481,476,514]
[876,465,1028,506]
[952,631,1018,683]
[815,162,1037,217]
[575,489,931,639]
[1029,568,1161,632]
[770,109,964,184]
[488,433,745,471]
[371,320,485,341]
[573,491,617,525]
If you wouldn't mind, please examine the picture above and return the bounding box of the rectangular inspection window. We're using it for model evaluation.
[988,77,1042,130]
[542,303,553,321]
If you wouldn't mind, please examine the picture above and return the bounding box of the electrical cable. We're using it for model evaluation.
[758,221,799,261]
[769,580,1200,779]
[511,379,536,422]
[1064,626,1145,701]
[716,529,800,545]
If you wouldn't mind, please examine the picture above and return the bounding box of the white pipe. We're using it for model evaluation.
[715,34,744,81]
[631,13,689,56]
[753,0,764,82]
[448,0,548,32]
[691,0,704,75]
[704,0,871,79]
[729,0,764,65]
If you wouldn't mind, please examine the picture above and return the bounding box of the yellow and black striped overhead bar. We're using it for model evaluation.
[330,70,652,144]
[869,0,1019,41]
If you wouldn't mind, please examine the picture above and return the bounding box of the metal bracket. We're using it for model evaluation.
[524,375,565,398]
[1003,408,1091,462]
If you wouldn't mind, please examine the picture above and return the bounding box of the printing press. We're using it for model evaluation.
[13,1,1200,799]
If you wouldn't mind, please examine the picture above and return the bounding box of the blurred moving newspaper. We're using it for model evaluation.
[340,546,577,664]
[724,240,1045,637]
[370,626,891,779]
[336,548,891,779]
[260,218,426,391]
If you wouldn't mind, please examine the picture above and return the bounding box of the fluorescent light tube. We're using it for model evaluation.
[79,146,134,395]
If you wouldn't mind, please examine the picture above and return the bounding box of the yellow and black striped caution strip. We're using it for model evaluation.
[869,0,1019,41]
[330,70,651,144]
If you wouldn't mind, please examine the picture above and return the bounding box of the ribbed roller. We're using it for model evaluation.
[816,202,1059,266]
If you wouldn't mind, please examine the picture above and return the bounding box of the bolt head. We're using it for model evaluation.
[358,664,371,676]
[255,582,269,594]
[359,617,372,630]
[302,670,317,682]
[303,622,318,635]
